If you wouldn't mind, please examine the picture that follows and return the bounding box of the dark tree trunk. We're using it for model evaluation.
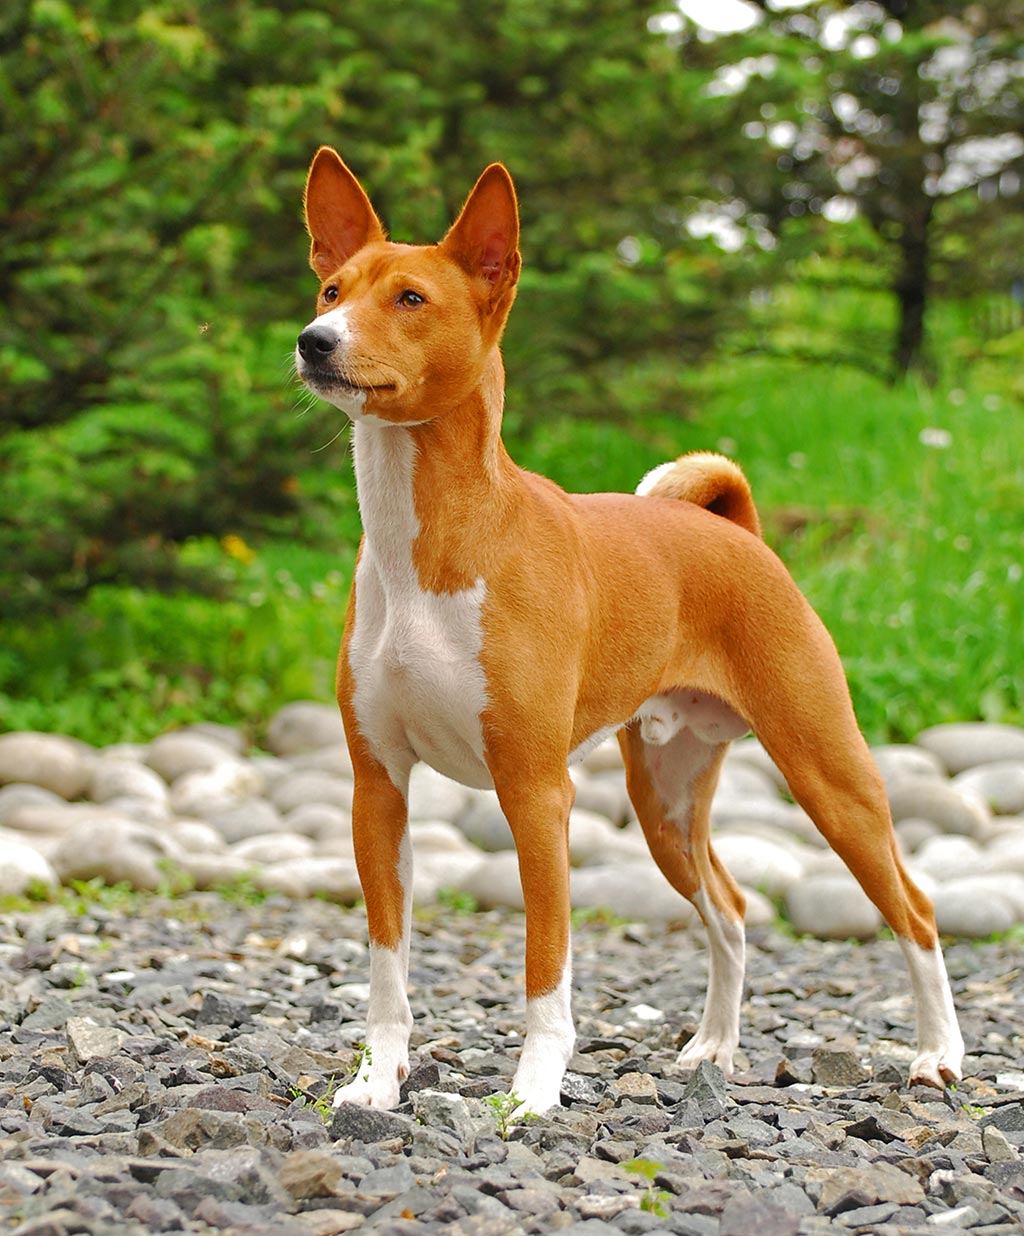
[892,203,933,379]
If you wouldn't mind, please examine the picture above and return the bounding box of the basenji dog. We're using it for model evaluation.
[294,148,965,1115]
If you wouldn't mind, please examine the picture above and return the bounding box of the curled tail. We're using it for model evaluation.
[635,451,761,539]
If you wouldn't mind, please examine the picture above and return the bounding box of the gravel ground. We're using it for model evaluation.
[1,893,1022,1236]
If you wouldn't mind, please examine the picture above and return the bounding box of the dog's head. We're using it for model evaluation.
[296,148,520,424]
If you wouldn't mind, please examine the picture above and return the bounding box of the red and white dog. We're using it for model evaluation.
[295,149,964,1115]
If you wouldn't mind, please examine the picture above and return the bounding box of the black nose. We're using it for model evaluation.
[297,324,339,363]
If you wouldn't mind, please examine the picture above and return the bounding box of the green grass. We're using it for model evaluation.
[1,348,1021,747]
[0,871,279,916]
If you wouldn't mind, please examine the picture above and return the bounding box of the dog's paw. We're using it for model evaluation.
[332,1073,403,1110]
[332,1060,408,1111]
[674,1034,736,1075]
[510,1058,566,1118]
[509,1083,562,1119]
[908,1047,964,1090]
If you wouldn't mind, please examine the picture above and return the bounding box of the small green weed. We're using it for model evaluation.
[0,877,144,919]
[63,879,141,915]
[947,1082,985,1121]
[66,964,91,989]
[570,906,630,929]
[289,1075,339,1123]
[209,873,269,906]
[347,1043,372,1086]
[436,888,480,915]
[156,859,196,897]
[484,1091,537,1140]
[622,1158,671,1218]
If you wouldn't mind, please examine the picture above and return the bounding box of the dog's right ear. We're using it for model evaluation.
[304,147,386,278]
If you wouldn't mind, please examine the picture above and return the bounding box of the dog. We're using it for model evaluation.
[294,148,965,1116]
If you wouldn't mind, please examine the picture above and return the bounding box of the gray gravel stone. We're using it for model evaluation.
[330,1102,416,1143]
[0,896,1020,1235]
[66,1017,127,1065]
[681,1061,731,1121]
[811,1046,869,1088]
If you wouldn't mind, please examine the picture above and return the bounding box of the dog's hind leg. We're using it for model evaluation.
[757,710,964,1086]
[728,597,965,1087]
[620,723,747,1074]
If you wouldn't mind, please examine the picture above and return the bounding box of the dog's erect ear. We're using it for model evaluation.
[441,164,521,299]
[304,147,386,278]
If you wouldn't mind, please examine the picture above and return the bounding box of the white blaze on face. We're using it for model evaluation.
[296,305,368,417]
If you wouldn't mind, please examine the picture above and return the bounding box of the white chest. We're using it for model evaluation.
[346,423,492,790]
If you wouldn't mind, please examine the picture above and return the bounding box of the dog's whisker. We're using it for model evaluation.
[312,422,351,453]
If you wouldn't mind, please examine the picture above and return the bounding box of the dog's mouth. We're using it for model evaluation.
[303,370,396,396]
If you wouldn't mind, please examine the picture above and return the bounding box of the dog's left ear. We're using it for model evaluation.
[441,164,521,303]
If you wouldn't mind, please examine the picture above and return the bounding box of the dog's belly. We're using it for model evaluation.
[348,558,494,790]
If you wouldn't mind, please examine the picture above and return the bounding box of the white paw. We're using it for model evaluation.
[510,1082,562,1118]
[332,1063,407,1111]
[675,1034,736,1074]
[511,1058,566,1117]
[909,1045,964,1089]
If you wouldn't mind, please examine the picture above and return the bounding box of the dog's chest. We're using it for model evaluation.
[346,423,492,789]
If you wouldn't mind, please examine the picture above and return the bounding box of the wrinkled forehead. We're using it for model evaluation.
[322,240,467,294]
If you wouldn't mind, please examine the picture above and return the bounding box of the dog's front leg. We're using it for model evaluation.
[334,753,413,1110]
[493,769,577,1116]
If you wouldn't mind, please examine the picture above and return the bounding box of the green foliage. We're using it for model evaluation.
[0,538,353,744]
[435,889,481,915]
[347,1043,373,1088]
[0,0,735,612]
[622,1157,671,1217]
[0,0,1020,745]
[674,0,1024,374]
[2,334,1021,745]
[484,1090,537,1139]
[289,1076,340,1123]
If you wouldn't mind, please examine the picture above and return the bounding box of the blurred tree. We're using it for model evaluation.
[5,0,1020,614]
[672,0,1024,376]
[0,1,313,610]
[0,0,743,612]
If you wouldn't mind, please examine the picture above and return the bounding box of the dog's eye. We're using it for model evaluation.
[323,286,339,303]
[397,290,425,308]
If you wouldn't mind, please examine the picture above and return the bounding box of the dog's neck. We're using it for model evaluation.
[352,349,516,592]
